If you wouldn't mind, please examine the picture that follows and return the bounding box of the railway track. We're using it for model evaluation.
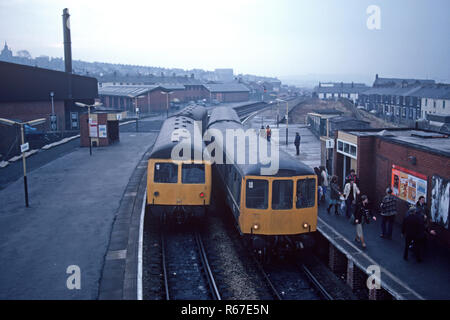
[161,226,221,300]
[253,254,334,300]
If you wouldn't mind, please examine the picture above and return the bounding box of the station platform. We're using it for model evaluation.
[245,107,450,299]
[0,131,157,299]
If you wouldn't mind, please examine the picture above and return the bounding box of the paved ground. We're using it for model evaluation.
[245,110,450,299]
[244,106,321,169]
[0,131,157,299]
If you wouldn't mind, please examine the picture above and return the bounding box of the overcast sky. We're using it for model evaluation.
[0,0,449,84]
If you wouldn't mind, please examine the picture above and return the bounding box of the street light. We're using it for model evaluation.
[0,117,46,207]
[276,98,289,144]
[75,101,103,156]
[161,91,173,118]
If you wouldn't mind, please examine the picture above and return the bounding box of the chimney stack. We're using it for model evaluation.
[62,8,72,74]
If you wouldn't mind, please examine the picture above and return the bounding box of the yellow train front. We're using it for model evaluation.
[208,107,317,257]
[147,105,211,223]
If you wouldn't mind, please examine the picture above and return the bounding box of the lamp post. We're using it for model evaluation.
[286,100,289,145]
[161,91,173,118]
[50,91,56,131]
[276,98,288,143]
[75,102,103,156]
[0,117,46,207]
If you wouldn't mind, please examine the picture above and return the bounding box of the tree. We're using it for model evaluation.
[17,50,32,59]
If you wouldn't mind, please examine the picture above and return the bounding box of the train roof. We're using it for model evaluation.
[149,115,206,160]
[207,106,241,128]
[208,121,314,177]
[173,105,208,122]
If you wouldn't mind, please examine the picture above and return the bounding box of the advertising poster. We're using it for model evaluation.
[431,176,449,229]
[89,118,98,138]
[98,125,107,138]
[391,165,427,205]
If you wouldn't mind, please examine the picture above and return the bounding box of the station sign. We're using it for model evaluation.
[20,142,29,153]
[326,139,335,149]
[89,118,98,138]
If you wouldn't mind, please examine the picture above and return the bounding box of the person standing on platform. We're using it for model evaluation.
[380,187,397,239]
[354,195,376,249]
[402,207,423,262]
[327,176,342,215]
[346,169,359,185]
[343,179,360,219]
[266,125,272,142]
[320,166,329,202]
[294,132,301,156]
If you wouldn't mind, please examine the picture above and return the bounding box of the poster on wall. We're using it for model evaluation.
[391,165,427,205]
[431,176,449,230]
[98,125,107,138]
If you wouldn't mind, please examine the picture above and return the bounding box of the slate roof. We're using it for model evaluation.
[203,83,250,93]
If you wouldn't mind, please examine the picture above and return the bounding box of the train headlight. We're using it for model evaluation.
[253,223,260,231]
[303,223,309,229]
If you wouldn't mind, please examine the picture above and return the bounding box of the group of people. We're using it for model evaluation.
[260,124,302,157]
[316,168,436,259]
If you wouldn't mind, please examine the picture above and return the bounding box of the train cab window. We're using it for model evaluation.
[182,164,205,184]
[296,179,316,208]
[272,180,293,210]
[154,163,178,183]
[246,179,268,209]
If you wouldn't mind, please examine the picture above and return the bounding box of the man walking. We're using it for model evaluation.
[380,187,397,239]
[294,132,301,156]
[344,179,360,219]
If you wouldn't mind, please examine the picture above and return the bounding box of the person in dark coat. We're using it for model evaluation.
[294,132,301,156]
[380,187,397,239]
[402,207,424,262]
[354,195,377,249]
[327,176,342,215]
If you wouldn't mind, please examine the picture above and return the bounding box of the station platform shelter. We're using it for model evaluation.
[80,111,126,147]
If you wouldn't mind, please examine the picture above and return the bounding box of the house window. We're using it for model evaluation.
[402,107,407,117]
[443,101,446,109]
[425,99,428,106]
[433,101,436,108]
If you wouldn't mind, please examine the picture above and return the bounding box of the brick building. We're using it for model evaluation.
[0,61,98,159]
[333,128,450,244]
[203,83,250,103]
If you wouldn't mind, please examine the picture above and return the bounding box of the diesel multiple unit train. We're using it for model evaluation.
[146,105,212,223]
[207,107,317,257]
[147,104,318,255]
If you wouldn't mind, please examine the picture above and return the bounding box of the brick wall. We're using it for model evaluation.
[375,138,449,222]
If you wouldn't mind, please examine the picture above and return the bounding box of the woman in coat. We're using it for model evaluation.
[327,176,342,215]
[354,195,376,249]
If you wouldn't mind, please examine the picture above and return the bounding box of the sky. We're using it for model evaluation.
[0,0,449,85]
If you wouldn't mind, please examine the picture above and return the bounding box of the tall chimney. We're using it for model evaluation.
[62,8,72,74]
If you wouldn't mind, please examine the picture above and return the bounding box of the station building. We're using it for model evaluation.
[333,128,450,244]
[0,61,98,159]
[306,110,371,172]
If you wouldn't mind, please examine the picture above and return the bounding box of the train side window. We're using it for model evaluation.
[272,180,293,210]
[296,178,316,208]
[154,163,178,183]
[182,164,205,184]
[246,179,268,209]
